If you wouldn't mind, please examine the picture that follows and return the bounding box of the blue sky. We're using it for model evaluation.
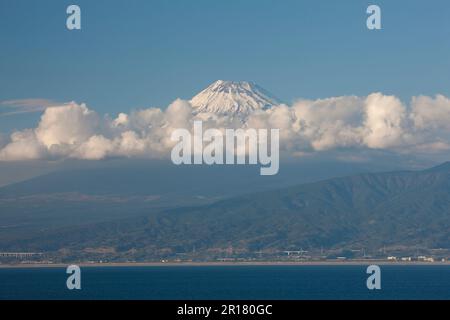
[1,0,450,131]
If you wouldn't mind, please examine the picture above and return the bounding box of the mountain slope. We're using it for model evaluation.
[190,80,280,118]
[0,160,380,235]
[2,162,450,261]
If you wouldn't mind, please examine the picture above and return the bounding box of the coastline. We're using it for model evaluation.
[1,260,450,268]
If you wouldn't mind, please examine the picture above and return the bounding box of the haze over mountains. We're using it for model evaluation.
[0,158,392,231]
[1,80,450,262]
[1,161,450,261]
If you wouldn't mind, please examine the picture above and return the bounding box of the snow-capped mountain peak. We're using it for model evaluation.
[190,80,280,118]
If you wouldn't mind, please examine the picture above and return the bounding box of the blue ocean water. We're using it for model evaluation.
[0,265,449,300]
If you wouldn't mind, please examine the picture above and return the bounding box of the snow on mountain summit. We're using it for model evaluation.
[190,80,281,118]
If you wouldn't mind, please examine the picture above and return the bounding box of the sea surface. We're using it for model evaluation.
[0,265,449,300]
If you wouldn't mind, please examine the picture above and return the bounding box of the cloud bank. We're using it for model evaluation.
[1,93,450,162]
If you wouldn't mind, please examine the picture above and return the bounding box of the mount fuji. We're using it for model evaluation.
[190,80,281,118]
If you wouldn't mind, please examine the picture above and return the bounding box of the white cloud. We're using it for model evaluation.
[411,95,450,131]
[2,93,450,162]
[73,135,114,160]
[0,129,47,161]
[35,102,100,149]
[363,93,407,149]
[0,99,60,116]
[290,96,364,151]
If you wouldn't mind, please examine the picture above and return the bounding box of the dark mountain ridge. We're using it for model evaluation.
[1,162,450,261]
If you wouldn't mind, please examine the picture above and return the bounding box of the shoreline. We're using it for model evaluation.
[1,260,450,268]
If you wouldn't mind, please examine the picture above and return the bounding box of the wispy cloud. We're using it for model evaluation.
[0,99,60,116]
